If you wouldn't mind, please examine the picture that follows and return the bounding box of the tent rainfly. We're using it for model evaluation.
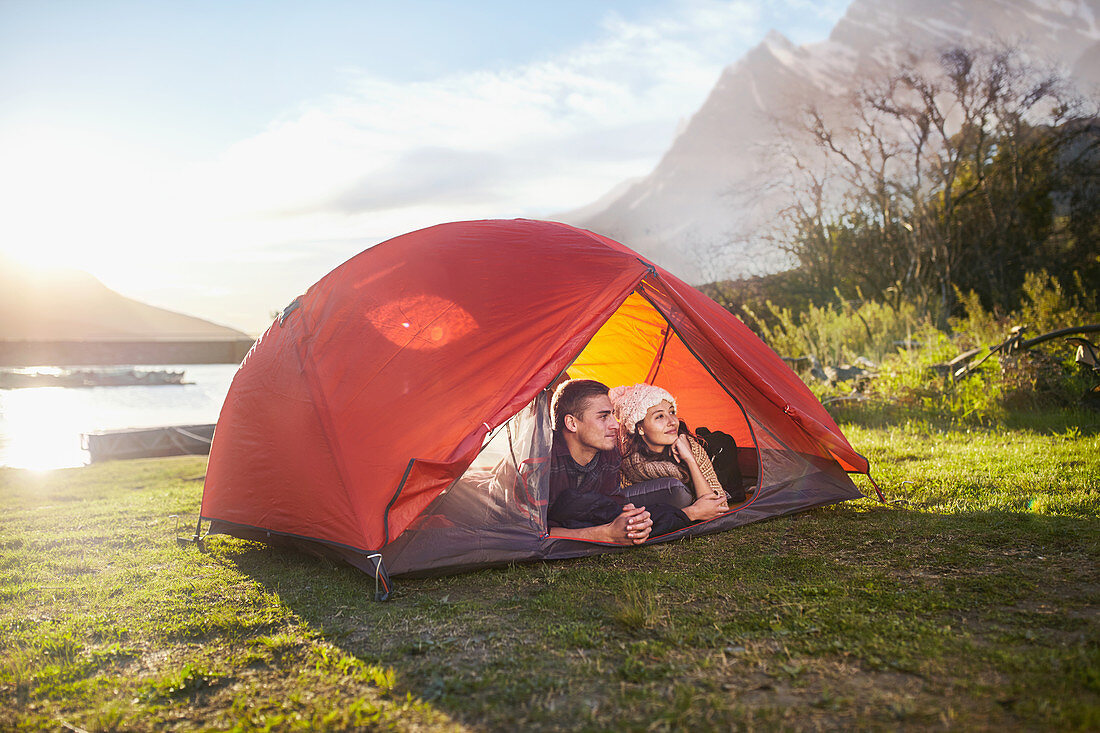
[200,219,874,598]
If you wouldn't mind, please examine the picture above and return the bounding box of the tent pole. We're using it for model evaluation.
[383,459,416,545]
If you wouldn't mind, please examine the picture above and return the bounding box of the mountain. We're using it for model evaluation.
[566,0,1100,283]
[0,256,254,365]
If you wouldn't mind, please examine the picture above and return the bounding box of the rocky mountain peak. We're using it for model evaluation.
[567,0,1100,283]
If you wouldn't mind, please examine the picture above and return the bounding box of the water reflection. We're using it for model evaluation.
[0,364,238,470]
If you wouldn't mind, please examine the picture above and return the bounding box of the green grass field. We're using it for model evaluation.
[1,414,1097,731]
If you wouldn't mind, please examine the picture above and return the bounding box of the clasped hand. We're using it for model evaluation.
[611,503,652,545]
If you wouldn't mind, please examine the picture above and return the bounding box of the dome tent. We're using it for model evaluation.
[201,219,871,596]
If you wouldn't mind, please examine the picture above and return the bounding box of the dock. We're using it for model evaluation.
[81,424,215,463]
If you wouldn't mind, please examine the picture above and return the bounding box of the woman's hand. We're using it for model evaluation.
[683,492,729,523]
[671,434,698,467]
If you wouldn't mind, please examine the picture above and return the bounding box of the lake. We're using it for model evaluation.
[0,364,240,470]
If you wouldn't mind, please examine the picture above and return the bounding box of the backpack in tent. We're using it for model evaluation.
[200,219,873,597]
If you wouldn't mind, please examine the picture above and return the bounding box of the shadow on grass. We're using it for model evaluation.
[206,502,1100,730]
[830,403,1100,435]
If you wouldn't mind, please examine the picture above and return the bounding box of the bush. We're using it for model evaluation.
[741,293,929,365]
[737,270,1099,425]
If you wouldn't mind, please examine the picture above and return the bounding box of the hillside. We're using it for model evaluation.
[0,257,252,342]
[0,256,255,365]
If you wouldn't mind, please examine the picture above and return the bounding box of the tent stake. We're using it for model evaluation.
[171,514,206,547]
[366,553,391,601]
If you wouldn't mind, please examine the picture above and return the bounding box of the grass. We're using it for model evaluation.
[0,412,1097,731]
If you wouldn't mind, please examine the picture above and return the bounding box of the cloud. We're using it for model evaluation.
[307,147,508,215]
[194,0,799,226]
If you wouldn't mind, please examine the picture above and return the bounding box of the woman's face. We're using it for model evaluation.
[637,399,679,451]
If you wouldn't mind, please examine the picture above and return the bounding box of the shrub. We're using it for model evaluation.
[738,270,1099,424]
[741,293,930,365]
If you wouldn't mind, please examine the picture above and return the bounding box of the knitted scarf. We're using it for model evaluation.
[620,433,722,497]
[620,449,685,486]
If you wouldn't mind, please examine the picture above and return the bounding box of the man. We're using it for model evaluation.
[546,379,726,544]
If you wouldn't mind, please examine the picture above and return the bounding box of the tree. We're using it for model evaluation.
[767,43,1099,320]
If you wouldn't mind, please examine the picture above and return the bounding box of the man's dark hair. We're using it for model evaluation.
[551,378,609,431]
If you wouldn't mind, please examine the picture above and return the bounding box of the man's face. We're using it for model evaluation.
[568,394,619,452]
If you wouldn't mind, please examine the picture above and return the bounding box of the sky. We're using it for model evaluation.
[0,0,849,335]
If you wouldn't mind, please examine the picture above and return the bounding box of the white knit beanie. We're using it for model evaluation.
[608,383,677,432]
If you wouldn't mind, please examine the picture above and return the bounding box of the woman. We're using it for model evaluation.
[609,383,732,517]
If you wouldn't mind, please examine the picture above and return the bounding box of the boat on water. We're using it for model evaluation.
[0,367,187,389]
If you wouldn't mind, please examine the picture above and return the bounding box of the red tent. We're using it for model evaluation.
[201,219,869,593]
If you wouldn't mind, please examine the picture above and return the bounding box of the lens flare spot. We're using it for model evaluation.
[365,295,477,350]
